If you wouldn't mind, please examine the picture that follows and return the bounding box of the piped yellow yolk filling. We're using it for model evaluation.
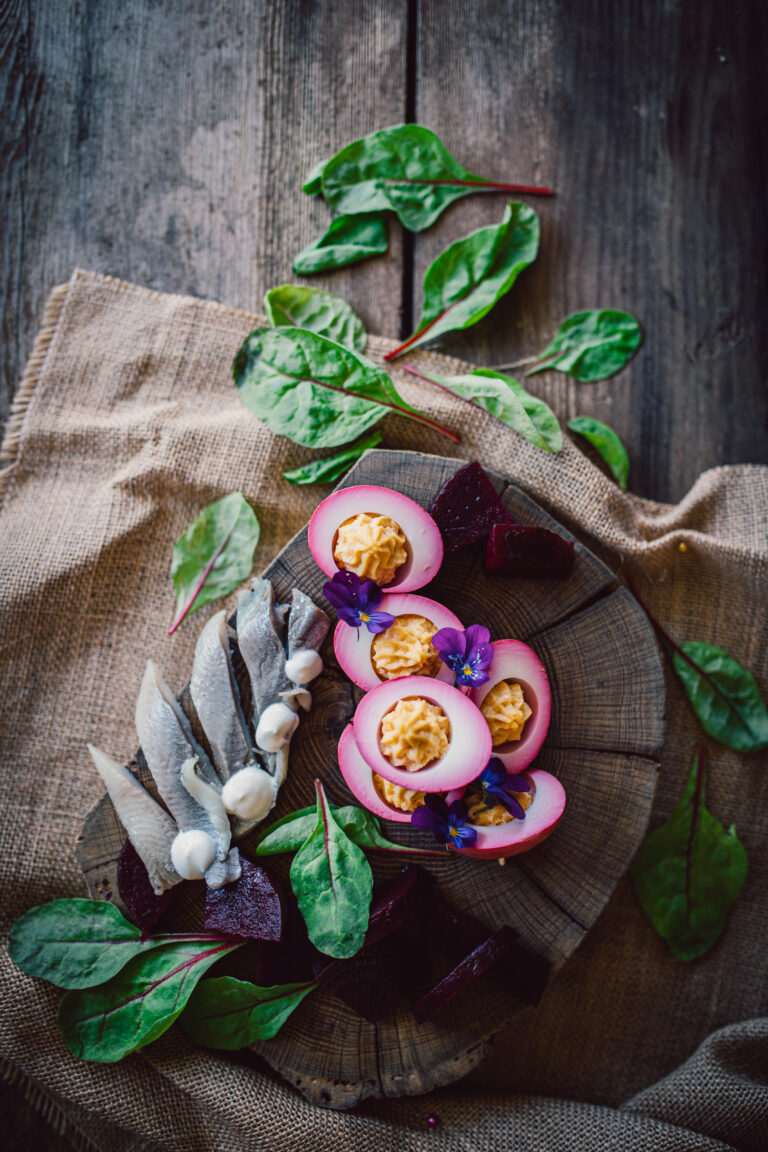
[372,773,425,813]
[465,786,534,826]
[371,614,440,680]
[379,697,450,771]
[333,513,407,585]
[480,680,532,746]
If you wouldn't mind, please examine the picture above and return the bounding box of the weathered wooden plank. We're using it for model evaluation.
[413,0,768,502]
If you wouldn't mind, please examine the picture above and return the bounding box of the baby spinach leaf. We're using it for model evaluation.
[257,802,444,856]
[283,430,382,487]
[169,492,260,635]
[336,806,448,856]
[180,977,315,1048]
[264,285,366,352]
[289,781,373,958]
[293,213,389,275]
[672,642,768,752]
[631,748,747,961]
[302,159,326,196]
[57,938,241,1061]
[385,203,539,360]
[313,124,552,232]
[233,326,459,449]
[528,309,642,382]
[404,364,561,453]
[568,415,629,489]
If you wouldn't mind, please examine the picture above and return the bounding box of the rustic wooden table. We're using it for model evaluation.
[1,0,766,1143]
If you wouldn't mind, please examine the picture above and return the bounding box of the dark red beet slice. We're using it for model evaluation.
[426,899,489,959]
[204,856,283,942]
[312,938,406,1022]
[365,864,435,947]
[117,839,177,934]
[430,461,513,552]
[486,523,575,578]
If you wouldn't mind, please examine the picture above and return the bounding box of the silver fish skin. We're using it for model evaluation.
[190,611,255,783]
[87,744,181,895]
[179,757,232,860]
[205,847,243,890]
[280,589,330,711]
[135,660,227,859]
[237,579,293,721]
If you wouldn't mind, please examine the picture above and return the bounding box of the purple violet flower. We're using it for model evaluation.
[322,571,395,634]
[432,624,493,687]
[411,794,478,850]
[471,757,531,820]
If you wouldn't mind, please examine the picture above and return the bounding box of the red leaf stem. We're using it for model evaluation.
[168,527,234,635]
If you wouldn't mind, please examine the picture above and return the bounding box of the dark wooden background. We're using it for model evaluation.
[1,0,767,1143]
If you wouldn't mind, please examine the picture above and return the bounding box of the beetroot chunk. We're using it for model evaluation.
[365,865,435,947]
[430,461,512,552]
[204,857,283,942]
[117,839,177,934]
[486,523,575,578]
[312,939,406,1022]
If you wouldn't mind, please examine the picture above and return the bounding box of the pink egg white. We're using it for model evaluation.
[446,769,565,858]
[337,724,413,823]
[470,639,551,772]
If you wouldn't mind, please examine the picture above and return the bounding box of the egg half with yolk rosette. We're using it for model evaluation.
[352,675,492,792]
[337,724,418,823]
[334,593,463,692]
[445,769,566,858]
[470,639,551,772]
[308,485,443,593]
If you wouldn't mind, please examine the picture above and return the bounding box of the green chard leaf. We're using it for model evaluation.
[568,415,629,489]
[631,748,747,961]
[233,326,458,450]
[256,802,444,857]
[293,213,389,275]
[289,781,373,958]
[181,977,315,1049]
[403,364,561,452]
[385,203,539,361]
[283,430,383,487]
[312,124,551,232]
[528,309,642,382]
[672,642,768,752]
[57,938,241,1062]
[264,285,367,352]
[169,492,260,635]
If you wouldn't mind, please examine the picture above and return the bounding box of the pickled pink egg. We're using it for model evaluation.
[353,675,492,792]
[446,769,565,858]
[308,484,443,592]
[470,639,551,772]
[334,593,463,692]
[337,724,414,823]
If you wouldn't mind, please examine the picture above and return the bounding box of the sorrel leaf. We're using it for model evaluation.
[180,977,315,1048]
[403,364,561,453]
[264,285,366,352]
[256,802,444,856]
[672,642,768,752]
[385,203,539,360]
[288,782,373,958]
[57,939,241,1062]
[313,124,552,232]
[528,309,642,382]
[283,430,383,486]
[567,415,629,489]
[233,326,458,449]
[631,748,747,961]
[169,492,260,634]
[293,213,389,275]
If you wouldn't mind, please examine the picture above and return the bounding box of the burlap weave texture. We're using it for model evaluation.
[0,270,766,1151]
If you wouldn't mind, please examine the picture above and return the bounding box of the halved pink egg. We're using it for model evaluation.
[353,675,492,792]
[337,724,414,823]
[308,485,443,592]
[334,593,463,692]
[470,639,551,772]
[446,769,566,858]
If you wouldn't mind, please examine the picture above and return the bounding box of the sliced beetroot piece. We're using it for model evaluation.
[365,864,435,947]
[426,899,489,959]
[429,461,513,552]
[312,938,406,1022]
[203,856,283,942]
[117,838,177,934]
[486,523,575,578]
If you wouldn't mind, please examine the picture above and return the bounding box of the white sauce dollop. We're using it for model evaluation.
[255,701,299,752]
[284,648,324,685]
[221,766,275,821]
[170,829,216,880]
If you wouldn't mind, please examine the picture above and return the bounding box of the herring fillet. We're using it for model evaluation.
[237,578,293,720]
[205,847,243,890]
[190,611,254,782]
[135,661,228,859]
[87,744,180,895]
[281,589,330,710]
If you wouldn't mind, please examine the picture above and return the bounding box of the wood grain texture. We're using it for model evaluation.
[76,450,663,1108]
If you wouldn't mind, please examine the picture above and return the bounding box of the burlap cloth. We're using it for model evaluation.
[1,270,766,1151]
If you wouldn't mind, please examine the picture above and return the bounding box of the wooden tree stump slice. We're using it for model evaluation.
[76,450,664,1109]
